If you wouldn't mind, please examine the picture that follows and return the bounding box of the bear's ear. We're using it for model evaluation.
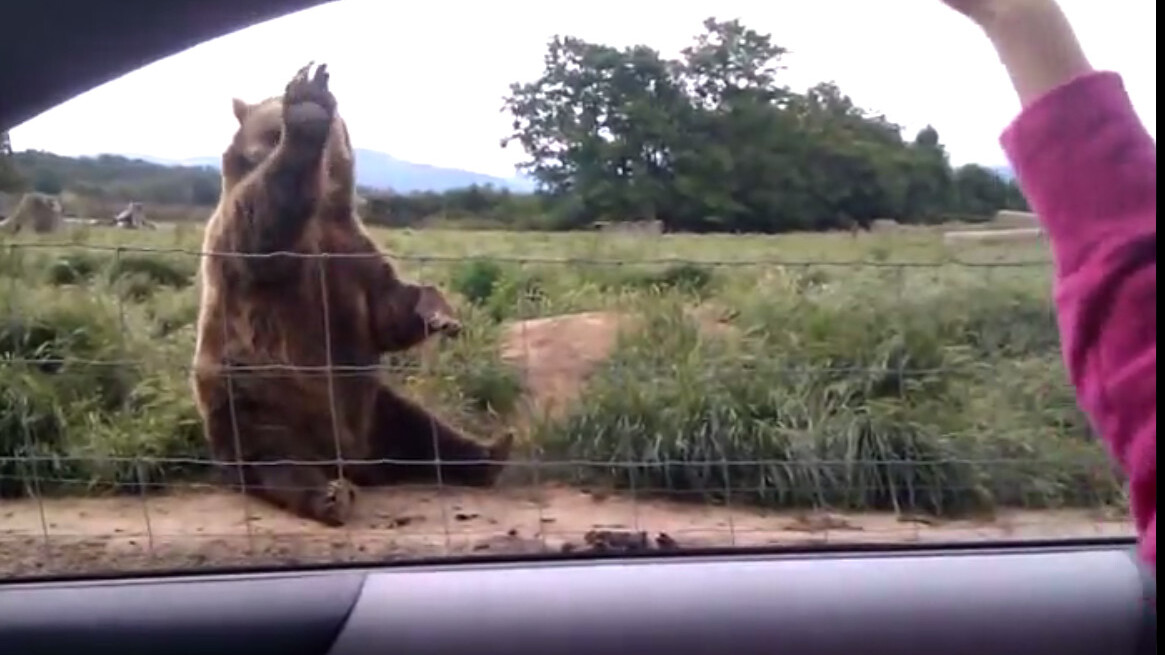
[231,98,250,124]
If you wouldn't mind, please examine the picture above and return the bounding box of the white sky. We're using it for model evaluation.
[9,0,1157,178]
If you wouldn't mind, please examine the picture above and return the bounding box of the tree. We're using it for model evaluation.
[502,17,1026,233]
[9,150,221,205]
[0,131,25,192]
[952,164,1012,216]
[501,36,689,226]
[901,126,955,222]
[31,168,65,195]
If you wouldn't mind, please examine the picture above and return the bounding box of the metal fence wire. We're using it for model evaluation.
[0,236,1134,577]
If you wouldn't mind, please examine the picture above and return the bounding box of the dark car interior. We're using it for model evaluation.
[0,1,1156,654]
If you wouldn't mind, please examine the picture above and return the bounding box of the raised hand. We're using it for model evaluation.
[941,0,996,20]
[939,0,1058,28]
[938,0,1090,106]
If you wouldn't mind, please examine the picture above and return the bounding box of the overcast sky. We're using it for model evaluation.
[8,0,1156,178]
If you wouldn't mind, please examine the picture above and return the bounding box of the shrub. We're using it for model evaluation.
[536,274,1117,515]
[451,258,505,306]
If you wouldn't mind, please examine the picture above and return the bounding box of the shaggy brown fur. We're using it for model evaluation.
[191,63,512,527]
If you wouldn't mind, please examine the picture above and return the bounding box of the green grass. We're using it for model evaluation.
[0,224,1125,516]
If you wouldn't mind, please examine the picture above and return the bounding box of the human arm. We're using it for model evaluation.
[955,0,1157,567]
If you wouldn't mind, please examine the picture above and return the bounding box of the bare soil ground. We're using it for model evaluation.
[0,484,1132,578]
[500,311,627,419]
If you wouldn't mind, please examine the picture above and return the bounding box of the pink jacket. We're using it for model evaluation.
[1001,71,1157,568]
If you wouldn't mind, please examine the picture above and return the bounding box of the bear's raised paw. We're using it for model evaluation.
[282,62,336,148]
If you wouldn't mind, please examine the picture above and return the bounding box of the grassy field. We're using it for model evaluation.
[0,222,1127,520]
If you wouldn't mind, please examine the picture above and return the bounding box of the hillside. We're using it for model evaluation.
[136,149,535,193]
[10,151,222,208]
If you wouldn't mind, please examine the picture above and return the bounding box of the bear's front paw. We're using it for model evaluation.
[281,62,336,149]
[416,285,461,339]
[426,314,462,339]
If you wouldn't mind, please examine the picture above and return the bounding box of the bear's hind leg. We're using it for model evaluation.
[237,463,358,527]
[203,399,358,527]
[367,387,513,487]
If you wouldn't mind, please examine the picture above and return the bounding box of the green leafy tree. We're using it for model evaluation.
[31,167,65,195]
[503,17,1027,232]
[501,35,688,226]
[10,150,220,205]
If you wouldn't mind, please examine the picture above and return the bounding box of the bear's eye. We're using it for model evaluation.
[263,129,282,147]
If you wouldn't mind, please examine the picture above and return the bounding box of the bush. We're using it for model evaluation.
[450,257,547,321]
[450,258,505,305]
[535,273,1116,515]
[46,251,195,301]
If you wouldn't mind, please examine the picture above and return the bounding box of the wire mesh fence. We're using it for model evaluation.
[0,231,1134,578]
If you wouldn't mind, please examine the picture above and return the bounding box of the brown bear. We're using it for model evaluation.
[191,62,513,527]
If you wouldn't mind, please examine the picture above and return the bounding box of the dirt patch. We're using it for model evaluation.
[0,484,1132,578]
[500,309,738,419]
[500,311,629,418]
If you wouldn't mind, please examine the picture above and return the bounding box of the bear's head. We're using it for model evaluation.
[220,92,354,193]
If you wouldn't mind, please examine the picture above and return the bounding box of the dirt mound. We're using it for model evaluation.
[501,311,628,418]
[499,308,739,419]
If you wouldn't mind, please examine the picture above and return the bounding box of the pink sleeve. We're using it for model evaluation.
[1001,71,1156,568]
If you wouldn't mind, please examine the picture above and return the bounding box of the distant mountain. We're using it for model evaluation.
[131,149,536,194]
[989,165,1015,181]
[61,148,1014,195]
[352,149,535,194]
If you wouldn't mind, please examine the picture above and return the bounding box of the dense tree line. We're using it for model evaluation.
[2,146,545,226]
[499,17,1028,232]
[361,185,548,229]
[5,150,221,206]
[2,20,1028,231]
